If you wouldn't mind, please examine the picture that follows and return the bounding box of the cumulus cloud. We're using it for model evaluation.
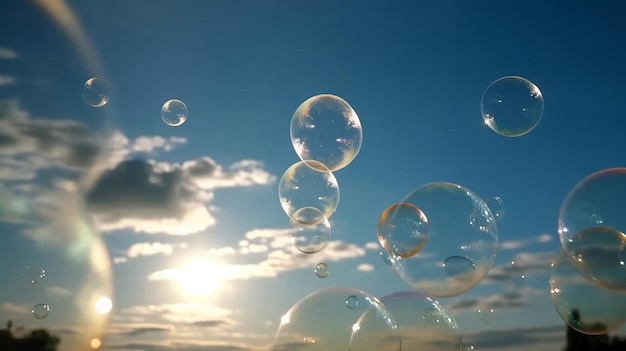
[357,263,374,272]
[127,242,174,258]
[364,242,380,250]
[500,233,555,250]
[0,47,17,59]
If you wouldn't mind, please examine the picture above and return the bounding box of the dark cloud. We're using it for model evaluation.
[462,325,565,349]
[190,320,230,328]
[123,326,172,336]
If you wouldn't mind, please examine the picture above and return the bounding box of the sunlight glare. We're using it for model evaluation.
[95,297,112,314]
[178,260,222,296]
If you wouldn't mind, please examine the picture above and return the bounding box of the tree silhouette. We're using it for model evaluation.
[0,321,60,351]
[563,309,626,351]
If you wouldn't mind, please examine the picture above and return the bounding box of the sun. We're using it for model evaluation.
[177,260,222,296]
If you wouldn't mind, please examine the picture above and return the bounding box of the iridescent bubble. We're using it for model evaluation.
[32,303,50,319]
[550,251,626,335]
[481,76,544,137]
[364,291,462,351]
[274,288,398,351]
[377,202,429,258]
[22,264,46,285]
[315,263,329,278]
[290,94,363,172]
[443,256,476,282]
[82,78,110,108]
[478,308,495,323]
[486,196,505,220]
[278,160,340,220]
[391,183,498,297]
[346,295,359,309]
[161,99,188,127]
[559,168,626,291]
[289,207,331,254]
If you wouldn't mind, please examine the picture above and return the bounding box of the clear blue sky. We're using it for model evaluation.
[0,1,625,351]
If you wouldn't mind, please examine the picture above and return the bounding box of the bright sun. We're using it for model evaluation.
[178,260,222,296]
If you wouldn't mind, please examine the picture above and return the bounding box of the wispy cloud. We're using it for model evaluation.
[127,242,174,258]
[500,233,555,250]
[357,263,374,272]
[0,75,16,85]
[448,286,544,312]
[461,325,565,350]
[0,47,18,59]
[483,251,554,284]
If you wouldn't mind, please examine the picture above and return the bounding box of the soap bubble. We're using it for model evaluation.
[278,160,340,221]
[390,183,498,297]
[161,99,188,126]
[363,291,462,351]
[478,308,495,323]
[32,303,50,319]
[22,264,46,285]
[486,195,505,220]
[0,3,115,350]
[550,251,626,335]
[315,263,329,278]
[481,76,544,137]
[82,78,110,108]
[346,295,359,309]
[274,287,399,351]
[565,226,626,291]
[377,202,429,258]
[290,94,363,172]
[289,207,331,254]
[559,168,626,291]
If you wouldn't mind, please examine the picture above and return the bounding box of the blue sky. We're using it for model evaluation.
[0,1,625,351]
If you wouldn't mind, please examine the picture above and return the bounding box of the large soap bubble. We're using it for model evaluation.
[550,251,626,335]
[354,291,462,351]
[274,287,399,351]
[481,76,544,137]
[278,160,340,221]
[390,183,498,297]
[290,94,363,172]
[0,3,115,350]
[559,168,626,291]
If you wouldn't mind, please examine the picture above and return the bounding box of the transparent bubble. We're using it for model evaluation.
[0,3,114,351]
[274,288,398,351]
[486,195,505,220]
[289,207,331,254]
[370,291,462,351]
[32,303,51,319]
[290,94,363,172]
[550,251,626,335]
[315,262,330,278]
[559,168,626,291]
[478,308,495,323]
[443,256,476,282]
[82,78,110,108]
[278,160,340,220]
[346,295,359,309]
[161,99,188,127]
[391,183,498,297]
[377,202,429,258]
[481,76,544,137]
[22,264,46,285]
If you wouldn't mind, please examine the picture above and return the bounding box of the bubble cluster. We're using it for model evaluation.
[559,168,626,292]
[390,182,498,297]
[82,77,110,108]
[481,76,544,137]
[273,288,398,351]
[289,207,331,254]
[290,94,363,172]
[161,99,188,126]
[377,202,430,258]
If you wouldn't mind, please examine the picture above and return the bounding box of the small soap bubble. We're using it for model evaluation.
[32,303,50,319]
[486,196,505,220]
[346,295,359,309]
[289,207,331,254]
[82,77,110,107]
[161,99,188,127]
[377,202,430,258]
[22,264,46,285]
[290,94,363,172]
[481,76,544,137]
[315,263,329,278]
[478,308,495,323]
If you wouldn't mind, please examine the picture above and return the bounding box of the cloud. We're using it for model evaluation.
[448,286,543,312]
[461,325,564,350]
[483,251,554,284]
[113,257,128,264]
[127,242,174,258]
[0,302,29,314]
[357,263,374,272]
[46,286,72,296]
[500,233,555,250]
[87,157,275,235]
[0,75,16,85]
[365,242,380,250]
[0,47,17,59]
[119,302,234,325]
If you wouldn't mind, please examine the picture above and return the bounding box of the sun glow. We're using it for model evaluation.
[178,260,222,296]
